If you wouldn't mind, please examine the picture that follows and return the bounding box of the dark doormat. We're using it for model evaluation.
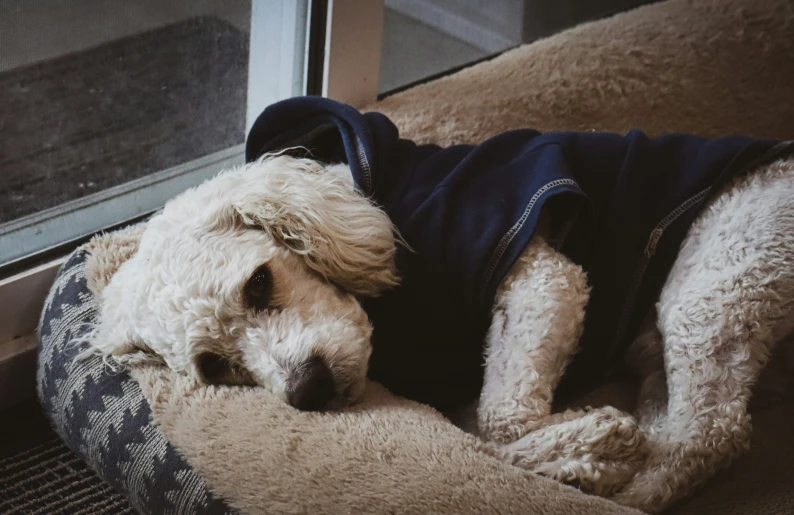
[0,16,249,224]
[0,399,133,514]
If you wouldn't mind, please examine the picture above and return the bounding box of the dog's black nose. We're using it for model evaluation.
[288,357,334,411]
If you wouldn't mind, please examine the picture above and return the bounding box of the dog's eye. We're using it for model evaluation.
[245,264,273,312]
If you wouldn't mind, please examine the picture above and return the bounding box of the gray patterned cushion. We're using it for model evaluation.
[37,248,236,515]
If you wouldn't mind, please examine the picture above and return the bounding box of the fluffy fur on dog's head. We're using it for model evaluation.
[86,155,399,409]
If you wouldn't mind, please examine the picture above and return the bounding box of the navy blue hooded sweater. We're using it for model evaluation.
[246,96,793,410]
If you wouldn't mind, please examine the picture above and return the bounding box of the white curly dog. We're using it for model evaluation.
[86,150,794,513]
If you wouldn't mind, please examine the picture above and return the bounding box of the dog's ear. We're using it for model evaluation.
[232,156,399,297]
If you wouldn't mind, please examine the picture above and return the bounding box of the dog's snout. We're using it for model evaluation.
[288,357,334,411]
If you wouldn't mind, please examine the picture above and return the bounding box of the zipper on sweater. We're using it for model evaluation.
[355,136,373,194]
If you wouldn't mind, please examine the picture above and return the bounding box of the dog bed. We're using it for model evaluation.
[37,0,794,513]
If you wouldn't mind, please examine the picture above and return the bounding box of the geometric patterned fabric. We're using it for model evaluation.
[37,248,236,514]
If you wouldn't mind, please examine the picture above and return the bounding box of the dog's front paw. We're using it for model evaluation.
[500,407,648,496]
[477,399,548,444]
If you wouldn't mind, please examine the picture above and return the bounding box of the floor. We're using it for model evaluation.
[0,399,56,459]
[0,400,134,513]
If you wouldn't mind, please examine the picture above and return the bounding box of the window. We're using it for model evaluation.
[0,0,308,270]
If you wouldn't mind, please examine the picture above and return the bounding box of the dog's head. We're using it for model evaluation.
[91,155,398,410]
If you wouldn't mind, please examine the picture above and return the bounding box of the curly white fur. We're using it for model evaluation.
[87,155,397,407]
[84,154,794,513]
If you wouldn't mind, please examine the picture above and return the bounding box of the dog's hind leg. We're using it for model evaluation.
[613,158,794,513]
[478,236,647,494]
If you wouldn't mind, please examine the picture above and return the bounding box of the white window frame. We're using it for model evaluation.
[0,0,385,406]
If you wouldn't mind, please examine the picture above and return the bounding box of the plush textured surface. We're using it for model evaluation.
[138,368,641,515]
[38,0,794,513]
[373,0,794,146]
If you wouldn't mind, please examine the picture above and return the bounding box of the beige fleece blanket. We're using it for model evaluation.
[84,0,794,513]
